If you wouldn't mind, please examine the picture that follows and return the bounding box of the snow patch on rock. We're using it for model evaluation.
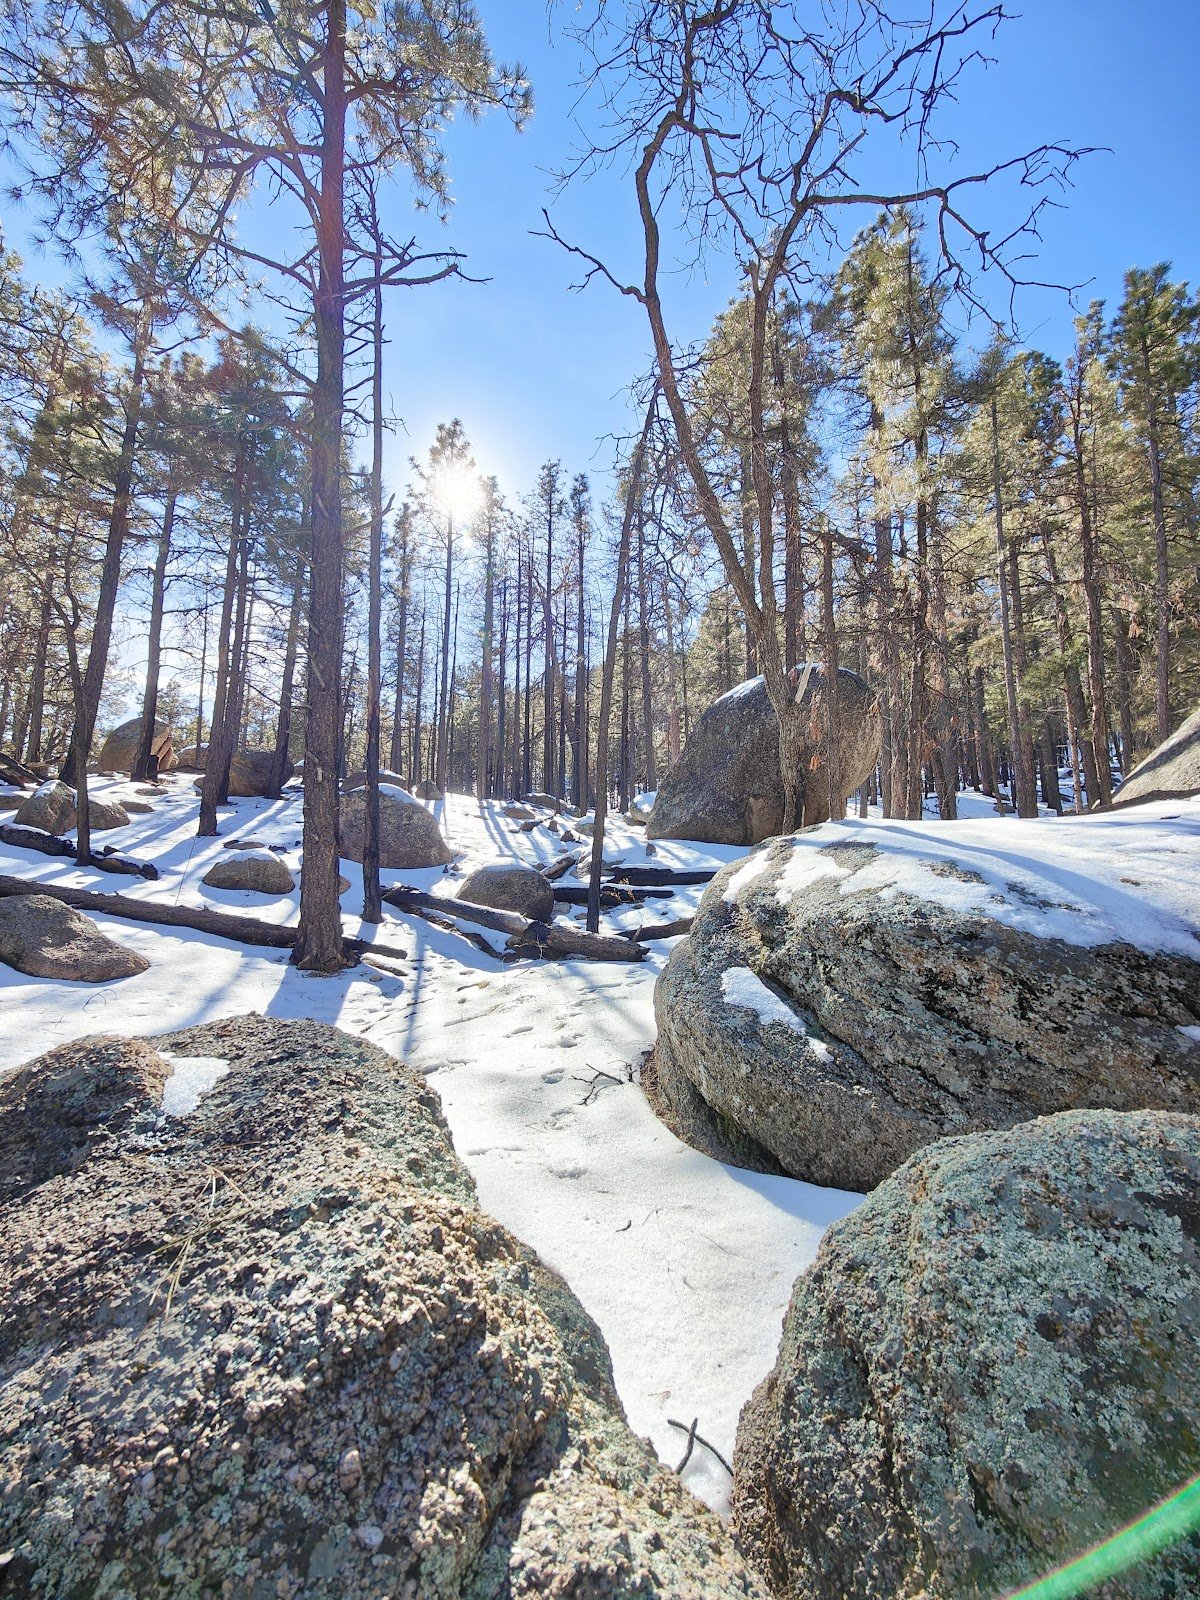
[159,1054,230,1117]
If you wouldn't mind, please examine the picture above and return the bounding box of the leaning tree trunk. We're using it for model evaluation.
[294,0,348,973]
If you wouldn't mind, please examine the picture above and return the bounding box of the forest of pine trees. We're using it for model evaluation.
[3,211,1197,836]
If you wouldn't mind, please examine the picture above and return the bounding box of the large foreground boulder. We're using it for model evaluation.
[1111,702,1200,808]
[340,783,452,870]
[0,1016,767,1600]
[733,1110,1200,1600]
[97,715,176,774]
[13,781,129,834]
[647,667,881,846]
[0,894,149,982]
[651,822,1200,1190]
[458,863,554,921]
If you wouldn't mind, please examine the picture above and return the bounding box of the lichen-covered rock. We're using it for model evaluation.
[0,1035,168,1205]
[1111,702,1200,808]
[0,894,150,983]
[340,783,452,870]
[733,1110,1200,1600]
[652,828,1200,1190]
[97,715,177,774]
[202,851,296,895]
[647,668,881,846]
[458,863,554,921]
[0,1016,767,1600]
[11,781,128,834]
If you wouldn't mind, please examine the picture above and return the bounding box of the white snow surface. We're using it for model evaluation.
[2,778,1196,1511]
[720,966,832,1060]
[158,1053,231,1117]
[773,806,1200,959]
[0,775,855,1513]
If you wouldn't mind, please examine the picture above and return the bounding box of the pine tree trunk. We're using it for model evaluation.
[294,0,348,972]
[362,264,385,925]
[636,507,657,791]
[990,397,1038,818]
[132,488,178,781]
[198,441,250,837]
[62,322,150,785]
[270,544,306,799]
[434,519,454,790]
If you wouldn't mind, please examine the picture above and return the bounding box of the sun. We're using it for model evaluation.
[433,461,482,523]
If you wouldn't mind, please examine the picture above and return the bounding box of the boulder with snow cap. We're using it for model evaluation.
[733,1108,1200,1600]
[339,782,451,869]
[0,1015,768,1600]
[646,667,881,847]
[651,817,1200,1190]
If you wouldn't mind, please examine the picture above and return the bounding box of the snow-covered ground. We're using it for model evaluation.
[2,775,1197,1512]
[0,775,858,1512]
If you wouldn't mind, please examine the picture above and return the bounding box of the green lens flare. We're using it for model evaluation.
[1003,1474,1200,1600]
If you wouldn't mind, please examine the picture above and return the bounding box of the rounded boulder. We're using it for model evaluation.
[651,825,1200,1191]
[733,1109,1200,1600]
[339,784,451,870]
[458,863,554,921]
[647,667,881,846]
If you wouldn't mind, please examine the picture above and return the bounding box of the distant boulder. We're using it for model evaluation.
[97,716,176,775]
[647,667,881,847]
[12,781,127,835]
[1111,703,1200,809]
[0,894,149,983]
[183,748,292,796]
[458,863,554,921]
[413,778,443,801]
[13,780,77,835]
[340,783,451,870]
[734,1109,1200,1600]
[202,853,295,895]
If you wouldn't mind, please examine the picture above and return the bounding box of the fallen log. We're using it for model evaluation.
[551,884,671,906]
[604,865,718,887]
[0,750,40,787]
[381,885,645,964]
[540,851,583,883]
[378,897,502,960]
[621,915,695,942]
[0,823,159,880]
[0,874,406,964]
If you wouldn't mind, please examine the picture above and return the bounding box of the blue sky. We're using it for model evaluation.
[379,0,1200,502]
[4,2,1198,508]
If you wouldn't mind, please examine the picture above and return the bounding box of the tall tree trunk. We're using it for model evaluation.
[477,509,495,803]
[1112,605,1136,772]
[412,607,426,784]
[198,439,250,836]
[132,488,178,781]
[270,543,306,799]
[23,588,53,765]
[522,541,533,795]
[662,578,681,765]
[434,517,454,791]
[574,512,587,806]
[388,524,411,776]
[1140,343,1173,742]
[62,319,151,785]
[989,397,1038,817]
[1069,390,1113,805]
[587,396,653,932]
[294,0,348,971]
[362,263,385,924]
[635,506,657,791]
